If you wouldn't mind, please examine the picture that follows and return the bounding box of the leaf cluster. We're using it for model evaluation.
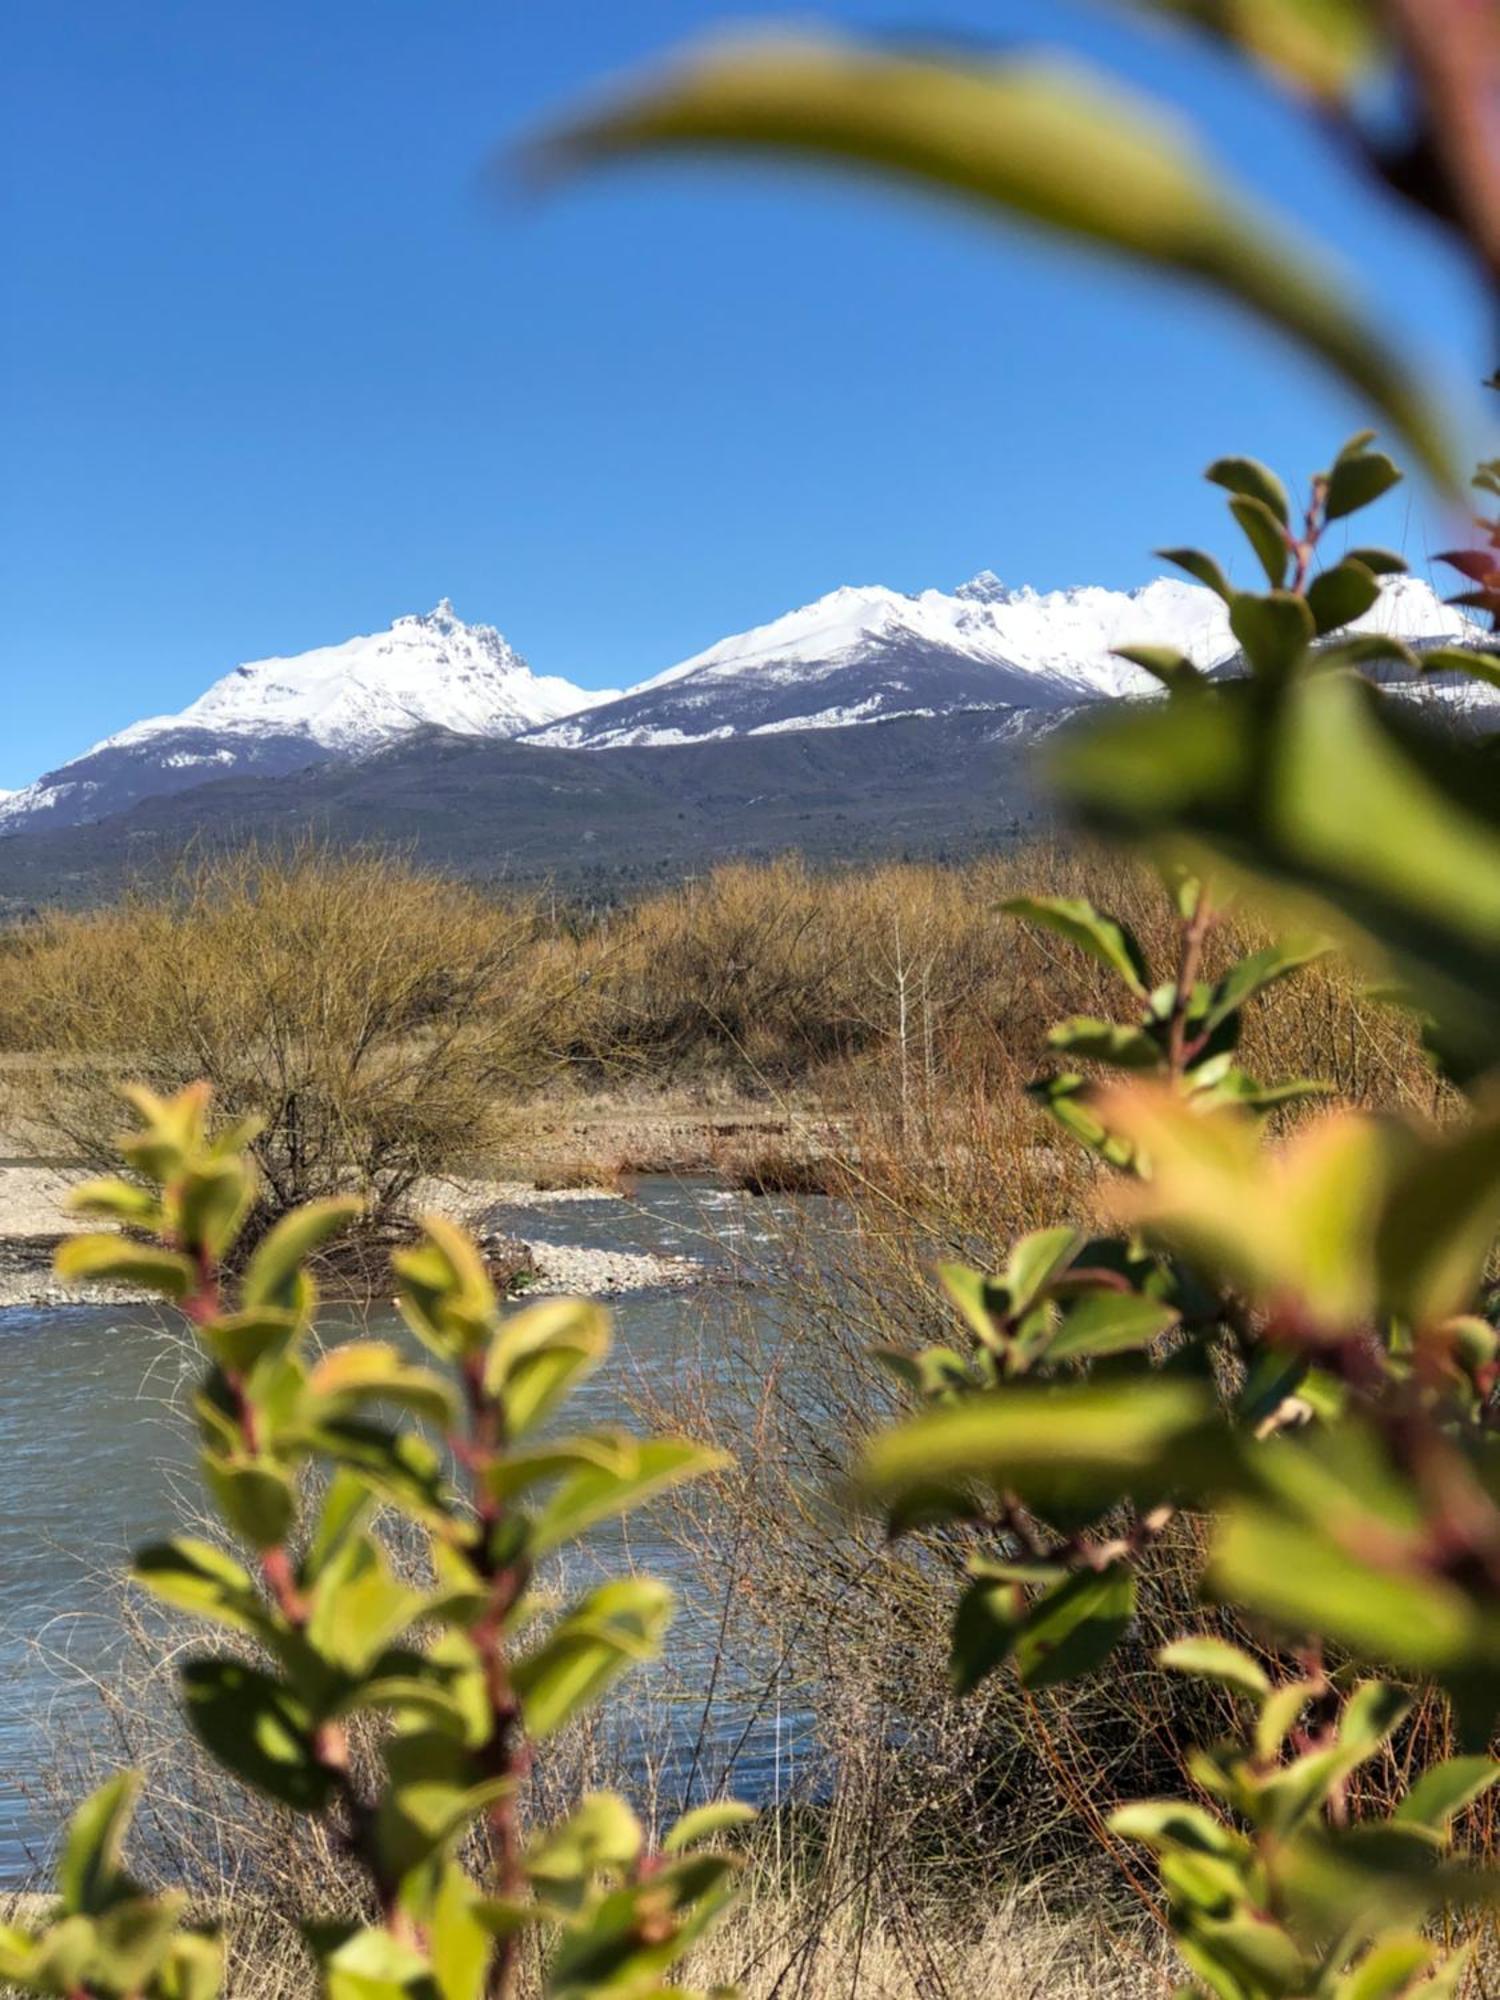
[37,1085,747,2000]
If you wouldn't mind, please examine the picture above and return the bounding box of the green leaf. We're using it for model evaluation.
[305,1341,459,1429]
[862,1377,1216,1518]
[1158,1635,1269,1696]
[93,1895,196,1994]
[1047,1017,1165,1068]
[392,1214,499,1361]
[306,1539,432,1676]
[662,1800,757,1855]
[1345,545,1407,576]
[156,1931,225,2000]
[1307,556,1381,635]
[949,1574,1025,1695]
[1373,1113,1500,1326]
[196,1308,301,1373]
[201,1452,296,1551]
[303,1469,377,1586]
[54,1234,195,1299]
[415,1863,490,2000]
[1204,935,1330,1032]
[1320,631,1417,673]
[298,1419,454,1531]
[526,1790,643,1881]
[1014,1565,1137,1689]
[176,1160,256,1261]
[180,1659,333,1811]
[1114,0,1382,100]
[1044,1291,1179,1360]
[1053,668,1500,1083]
[1210,1505,1474,1675]
[1028,1073,1137,1169]
[1181,1910,1314,1996]
[242,1197,361,1311]
[484,1296,612,1420]
[1002,894,1150,995]
[513,1578,674,1737]
[1336,1935,1440,2000]
[1420,646,1500,691]
[1338,1677,1411,1755]
[1112,643,1208,693]
[1000,1226,1084,1316]
[873,1342,974,1398]
[1256,1681,1317,1762]
[1159,546,1235,602]
[936,1264,1009,1355]
[1109,1797,1247,1856]
[58,1773,139,1915]
[304,1923,437,2000]
[527,1437,729,1555]
[1207,454,1290,524]
[1229,589,1316,681]
[1394,1757,1500,1834]
[537,35,1452,488]
[65,1177,164,1231]
[133,1538,271,1638]
[4,1917,98,1994]
[1230,494,1290,587]
[1325,438,1403,520]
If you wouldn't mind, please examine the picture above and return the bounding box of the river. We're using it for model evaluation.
[0,1177,826,1885]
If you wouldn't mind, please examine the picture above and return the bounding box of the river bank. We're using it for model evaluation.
[0,1083,843,1308]
[0,1159,710,1309]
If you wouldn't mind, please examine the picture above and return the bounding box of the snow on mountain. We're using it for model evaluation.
[526,570,1481,750]
[2,573,1488,842]
[112,599,596,751]
[0,602,603,836]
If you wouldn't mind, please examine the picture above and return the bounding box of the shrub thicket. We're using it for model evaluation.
[0,844,570,1235]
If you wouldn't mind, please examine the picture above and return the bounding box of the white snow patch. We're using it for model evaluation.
[547,569,1482,749]
[100,600,596,757]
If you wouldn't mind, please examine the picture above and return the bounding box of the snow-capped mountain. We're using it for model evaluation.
[1,573,1489,842]
[526,571,1480,750]
[0,602,601,836]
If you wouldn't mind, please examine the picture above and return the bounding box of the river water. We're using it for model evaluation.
[0,1178,825,1885]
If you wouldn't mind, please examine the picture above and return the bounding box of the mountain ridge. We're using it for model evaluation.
[0,572,1484,837]
[0,602,603,836]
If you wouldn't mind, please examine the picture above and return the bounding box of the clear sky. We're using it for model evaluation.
[3,1,1492,787]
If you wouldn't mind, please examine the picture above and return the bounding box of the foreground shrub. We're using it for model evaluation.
[4,1082,746,2000]
[557,9,1500,1997]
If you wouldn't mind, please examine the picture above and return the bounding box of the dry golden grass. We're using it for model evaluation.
[0,842,1442,1188]
[0,842,576,1231]
[2,1882,1172,1999]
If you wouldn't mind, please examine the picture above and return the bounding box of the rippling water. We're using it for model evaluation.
[0,1178,824,1884]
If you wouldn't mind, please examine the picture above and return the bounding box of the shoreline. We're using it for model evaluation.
[0,1163,710,1311]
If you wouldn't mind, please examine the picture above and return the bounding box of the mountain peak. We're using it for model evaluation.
[954,570,1009,604]
[3,568,1488,838]
[399,597,465,634]
[0,601,598,837]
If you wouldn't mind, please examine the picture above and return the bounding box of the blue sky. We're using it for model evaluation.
[3,1,1492,787]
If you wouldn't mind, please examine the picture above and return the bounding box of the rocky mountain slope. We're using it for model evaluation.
[0,707,1058,910]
